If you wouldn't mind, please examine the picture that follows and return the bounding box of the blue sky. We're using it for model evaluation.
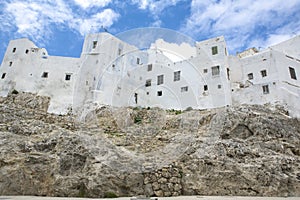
[1,0,300,63]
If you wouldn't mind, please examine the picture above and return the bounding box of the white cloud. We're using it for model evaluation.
[131,0,184,16]
[181,0,300,53]
[1,0,119,43]
[71,9,120,35]
[4,0,73,41]
[73,0,112,9]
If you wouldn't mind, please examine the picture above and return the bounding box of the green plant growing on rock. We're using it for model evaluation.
[104,191,118,198]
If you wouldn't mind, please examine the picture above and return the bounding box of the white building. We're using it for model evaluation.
[0,33,299,117]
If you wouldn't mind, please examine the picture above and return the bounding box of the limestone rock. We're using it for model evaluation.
[0,93,299,197]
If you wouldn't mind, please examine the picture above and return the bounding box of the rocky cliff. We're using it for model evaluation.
[0,92,299,197]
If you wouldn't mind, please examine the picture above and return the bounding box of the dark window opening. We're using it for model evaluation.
[261,70,267,77]
[174,71,181,81]
[92,41,97,49]
[118,48,122,55]
[262,85,269,94]
[65,74,71,81]
[181,86,188,92]
[157,91,162,96]
[248,73,253,80]
[1,73,6,79]
[218,84,222,89]
[146,92,149,95]
[204,85,208,91]
[145,79,151,87]
[147,64,152,71]
[212,46,218,55]
[226,68,230,80]
[289,67,297,80]
[41,72,48,78]
[9,62,13,67]
[157,75,164,85]
[212,66,220,76]
[203,69,208,73]
[134,93,138,104]
[25,49,29,54]
[12,48,16,53]
[137,58,140,65]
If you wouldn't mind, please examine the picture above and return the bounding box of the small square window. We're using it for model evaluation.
[147,64,152,71]
[25,49,29,54]
[157,91,162,96]
[262,85,269,94]
[41,72,48,78]
[12,48,16,53]
[261,70,267,77]
[9,62,13,67]
[212,66,220,76]
[1,73,6,79]
[181,86,188,92]
[203,69,208,73]
[204,85,208,91]
[289,67,297,80]
[146,92,149,95]
[157,74,164,85]
[218,84,222,89]
[248,73,253,80]
[174,71,181,81]
[92,41,97,49]
[112,64,115,68]
[145,79,151,87]
[212,46,218,55]
[65,74,71,81]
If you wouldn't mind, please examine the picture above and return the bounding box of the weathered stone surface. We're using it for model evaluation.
[0,92,299,197]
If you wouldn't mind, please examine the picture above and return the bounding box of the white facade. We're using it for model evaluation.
[0,33,299,117]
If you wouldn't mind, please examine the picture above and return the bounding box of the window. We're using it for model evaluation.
[157,91,162,96]
[174,71,181,81]
[262,85,269,94]
[157,75,164,85]
[147,64,152,71]
[261,70,267,77]
[204,85,208,91]
[41,72,48,78]
[212,66,220,76]
[92,41,97,49]
[248,73,253,80]
[25,49,29,54]
[227,68,230,80]
[137,58,140,65]
[1,73,6,79]
[145,79,151,87]
[12,48,16,53]
[289,67,297,80]
[212,46,218,55]
[203,69,208,73]
[112,64,115,68]
[181,86,188,92]
[9,62,12,67]
[118,48,122,55]
[146,92,149,95]
[218,84,222,89]
[65,74,71,81]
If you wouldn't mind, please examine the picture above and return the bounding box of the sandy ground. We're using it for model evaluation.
[0,196,299,200]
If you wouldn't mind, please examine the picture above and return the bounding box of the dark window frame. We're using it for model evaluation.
[289,67,297,80]
[212,46,218,55]
[174,71,181,81]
